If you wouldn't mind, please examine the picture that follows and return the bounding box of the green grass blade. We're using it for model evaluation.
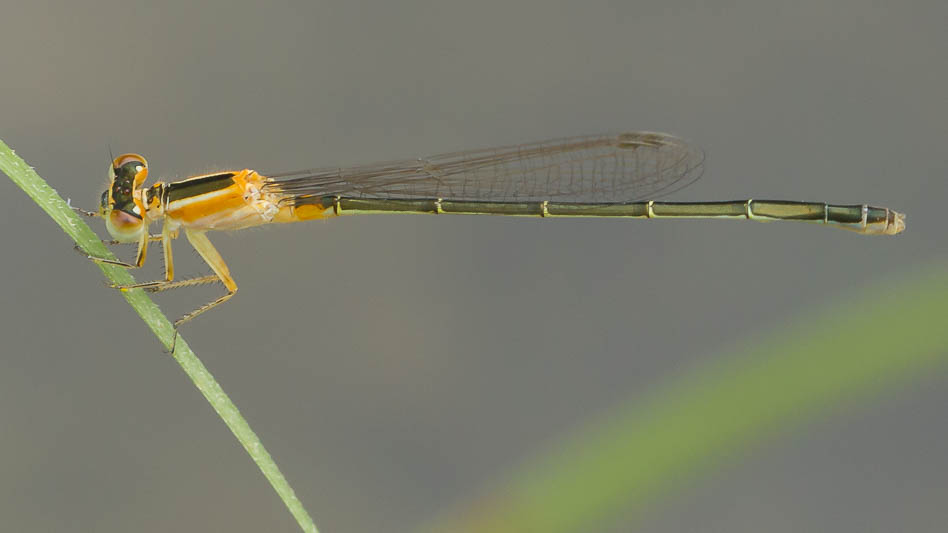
[424,262,948,533]
[0,139,318,533]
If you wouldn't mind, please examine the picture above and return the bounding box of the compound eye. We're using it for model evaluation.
[109,208,142,231]
[104,204,144,242]
[112,153,147,170]
[111,153,149,187]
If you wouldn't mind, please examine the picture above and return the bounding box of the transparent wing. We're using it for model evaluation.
[264,132,705,204]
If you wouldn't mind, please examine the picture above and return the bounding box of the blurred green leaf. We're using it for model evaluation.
[425,261,948,533]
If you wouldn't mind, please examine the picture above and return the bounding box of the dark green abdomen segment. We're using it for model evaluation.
[306,196,898,234]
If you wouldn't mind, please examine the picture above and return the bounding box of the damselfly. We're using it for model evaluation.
[76,132,905,342]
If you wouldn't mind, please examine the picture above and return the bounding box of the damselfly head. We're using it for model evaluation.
[101,153,149,242]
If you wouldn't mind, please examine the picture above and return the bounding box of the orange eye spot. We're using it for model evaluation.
[112,153,148,169]
[111,153,150,187]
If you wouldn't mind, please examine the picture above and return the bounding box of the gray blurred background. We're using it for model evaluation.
[1,0,946,531]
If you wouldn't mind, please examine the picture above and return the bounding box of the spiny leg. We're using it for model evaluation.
[174,291,237,328]
[115,275,220,292]
[174,230,238,326]
[105,234,163,246]
[168,289,238,354]
[74,234,163,268]
[120,274,221,352]
[75,246,139,268]
[167,229,239,353]
[111,221,180,289]
[71,205,99,218]
[161,222,176,281]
